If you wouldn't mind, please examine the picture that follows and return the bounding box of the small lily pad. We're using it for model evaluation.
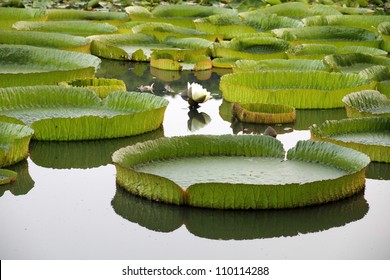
[232,103,296,124]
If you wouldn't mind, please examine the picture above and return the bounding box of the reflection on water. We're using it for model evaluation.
[187,109,211,131]
[366,162,390,180]
[112,186,369,240]
[0,160,34,197]
[29,128,164,169]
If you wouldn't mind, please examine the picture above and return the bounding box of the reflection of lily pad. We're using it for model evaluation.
[220,71,375,109]
[311,117,390,163]
[0,160,34,197]
[150,51,212,71]
[111,186,368,240]
[0,44,100,87]
[342,90,390,118]
[29,128,164,169]
[0,121,34,167]
[366,162,390,180]
[113,135,370,209]
[0,169,17,185]
[0,86,168,141]
[232,103,296,124]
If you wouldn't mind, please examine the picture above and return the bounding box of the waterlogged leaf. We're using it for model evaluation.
[111,185,368,239]
[0,30,91,53]
[220,71,376,109]
[0,121,34,167]
[0,44,100,87]
[311,117,390,163]
[12,20,118,36]
[342,90,390,118]
[0,86,169,141]
[113,135,369,209]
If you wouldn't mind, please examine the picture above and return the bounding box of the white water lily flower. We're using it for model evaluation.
[187,82,211,107]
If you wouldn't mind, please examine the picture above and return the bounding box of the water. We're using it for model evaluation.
[0,60,389,259]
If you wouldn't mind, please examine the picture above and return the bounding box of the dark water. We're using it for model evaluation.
[0,60,389,259]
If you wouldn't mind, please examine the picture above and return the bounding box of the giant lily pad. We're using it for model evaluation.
[324,53,390,74]
[112,185,368,239]
[0,86,168,141]
[0,121,34,167]
[0,30,92,53]
[0,7,47,29]
[12,20,118,36]
[151,4,237,18]
[211,35,290,60]
[233,59,328,72]
[342,90,390,118]
[113,135,370,209]
[287,43,338,59]
[220,71,376,109]
[0,44,100,87]
[311,117,390,163]
[46,9,129,25]
[303,15,390,31]
[378,22,390,52]
[272,26,381,49]
[62,78,126,98]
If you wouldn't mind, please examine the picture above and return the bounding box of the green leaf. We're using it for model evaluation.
[151,4,237,18]
[303,15,390,31]
[342,90,390,118]
[232,103,296,124]
[63,78,126,98]
[233,59,328,72]
[12,20,118,36]
[0,121,34,167]
[0,30,91,53]
[0,86,169,141]
[0,168,17,185]
[220,71,376,109]
[310,117,390,163]
[0,44,100,87]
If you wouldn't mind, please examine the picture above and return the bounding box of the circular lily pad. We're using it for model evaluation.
[311,117,390,163]
[113,135,370,209]
[342,90,390,118]
[0,86,168,141]
[232,103,296,124]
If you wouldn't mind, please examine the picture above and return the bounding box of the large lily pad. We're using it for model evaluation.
[311,117,390,163]
[12,20,118,36]
[0,44,101,87]
[0,86,168,141]
[113,135,370,209]
[0,30,92,53]
[0,7,47,29]
[0,121,34,167]
[272,26,381,49]
[220,71,376,109]
[46,9,128,24]
[62,78,126,98]
[233,59,328,72]
[324,53,390,74]
[342,90,390,118]
[232,103,296,124]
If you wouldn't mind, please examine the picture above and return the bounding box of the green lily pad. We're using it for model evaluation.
[378,22,390,52]
[324,53,390,74]
[0,30,91,53]
[150,51,212,71]
[151,4,237,18]
[272,26,381,49]
[311,117,390,163]
[0,7,47,29]
[0,44,101,87]
[113,135,370,209]
[232,103,296,124]
[303,15,390,31]
[211,35,290,60]
[111,186,368,239]
[0,169,17,185]
[233,59,328,72]
[12,20,118,36]
[220,71,376,109]
[287,43,338,59]
[342,90,390,118]
[0,86,168,141]
[46,9,128,24]
[0,121,34,168]
[62,78,126,98]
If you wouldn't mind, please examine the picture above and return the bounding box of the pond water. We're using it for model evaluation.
[0,60,389,259]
